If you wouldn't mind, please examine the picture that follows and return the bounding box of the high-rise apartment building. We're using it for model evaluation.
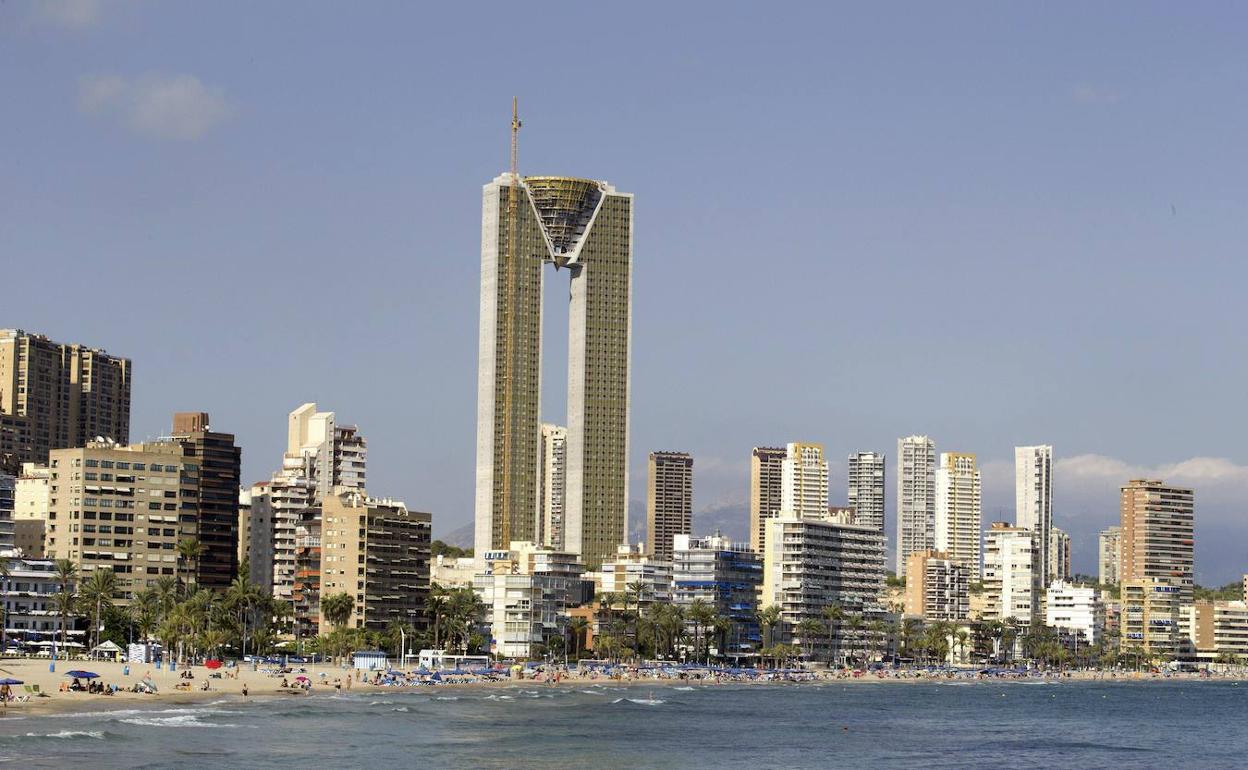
[672,533,762,661]
[536,423,567,549]
[473,541,587,658]
[904,549,969,621]
[169,412,241,591]
[781,442,828,518]
[762,510,886,661]
[0,329,131,466]
[749,446,786,553]
[45,440,199,601]
[474,163,634,571]
[934,452,981,574]
[1098,525,1122,585]
[287,403,366,500]
[1048,527,1071,584]
[847,451,885,531]
[896,436,936,577]
[1119,479,1194,600]
[13,463,49,557]
[312,490,430,634]
[1014,445,1053,583]
[599,543,673,604]
[982,522,1039,626]
[646,451,693,562]
[1188,600,1248,660]
[1045,580,1104,645]
[248,475,315,601]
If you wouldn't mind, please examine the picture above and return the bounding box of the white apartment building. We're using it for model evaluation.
[1045,580,1104,645]
[896,436,936,577]
[846,451,885,531]
[598,543,672,604]
[781,443,828,518]
[287,403,367,499]
[1188,600,1248,660]
[934,452,981,575]
[982,522,1039,626]
[672,533,763,659]
[536,424,567,549]
[473,542,586,659]
[1015,445,1053,583]
[762,511,885,661]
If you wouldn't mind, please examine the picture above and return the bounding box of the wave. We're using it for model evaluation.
[611,698,666,706]
[21,730,105,740]
[673,686,695,691]
[118,714,249,729]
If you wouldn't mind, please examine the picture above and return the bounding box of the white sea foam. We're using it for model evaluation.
[23,730,104,739]
[674,686,695,691]
[118,714,247,728]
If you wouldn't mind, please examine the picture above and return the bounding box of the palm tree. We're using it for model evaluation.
[955,629,970,664]
[569,616,590,661]
[428,586,448,649]
[77,567,119,654]
[868,619,887,663]
[687,599,715,664]
[796,618,824,662]
[821,604,844,666]
[53,559,78,654]
[626,580,648,660]
[845,614,864,667]
[321,592,355,632]
[756,605,782,666]
[176,538,204,591]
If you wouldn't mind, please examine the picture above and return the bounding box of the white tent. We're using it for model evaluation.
[91,640,122,659]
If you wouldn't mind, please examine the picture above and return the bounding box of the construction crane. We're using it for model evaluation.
[499,97,522,549]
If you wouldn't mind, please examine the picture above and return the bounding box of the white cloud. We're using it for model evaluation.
[31,0,102,29]
[78,74,233,141]
[1071,83,1121,104]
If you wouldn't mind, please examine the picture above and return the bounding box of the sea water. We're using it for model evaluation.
[2,680,1245,768]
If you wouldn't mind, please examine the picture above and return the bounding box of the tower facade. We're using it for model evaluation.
[780,442,828,518]
[537,423,567,549]
[1014,445,1053,582]
[896,435,936,577]
[847,451,886,531]
[474,172,633,570]
[749,446,786,553]
[934,452,982,575]
[646,451,693,562]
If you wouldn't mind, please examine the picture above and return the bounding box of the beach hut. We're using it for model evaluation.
[352,650,388,671]
[91,640,122,661]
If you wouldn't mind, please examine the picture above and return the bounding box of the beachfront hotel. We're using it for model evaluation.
[473,541,588,659]
[761,509,886,661]
[596,543,673,605]
[294,488,431,636]
[1121,577,1186,657]
[749,446,786,553]
[473,162,634,571]
[1044,580,1104,645]
[672,533,763,661]
[896,435,936,578]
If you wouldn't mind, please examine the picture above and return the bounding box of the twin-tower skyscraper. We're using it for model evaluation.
[473,111,633,569]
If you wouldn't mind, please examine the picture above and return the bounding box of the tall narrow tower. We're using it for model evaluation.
[475,103,634,569]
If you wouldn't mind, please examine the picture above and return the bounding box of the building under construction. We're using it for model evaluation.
[473,102,633,570]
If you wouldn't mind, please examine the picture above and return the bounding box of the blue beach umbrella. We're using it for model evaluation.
[65,670,100,679]
[0,678,22,685]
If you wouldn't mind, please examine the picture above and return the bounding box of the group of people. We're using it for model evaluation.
[63,678,117,695]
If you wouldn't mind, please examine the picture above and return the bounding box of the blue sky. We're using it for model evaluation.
[4,1,1246,582]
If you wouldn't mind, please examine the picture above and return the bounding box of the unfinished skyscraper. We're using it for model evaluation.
[474,102,633,570]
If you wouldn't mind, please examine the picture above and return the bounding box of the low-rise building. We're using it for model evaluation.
[904,550,969,621]
[431,554,477,589]
[1188,600,1248,660]
[598,543,672,604]
[474,542,586,659]
[672,533,762,660]
[0,553,79,648]
[1045,580,1104,645]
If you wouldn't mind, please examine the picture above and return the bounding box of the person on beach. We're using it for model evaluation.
[242,684,248,697]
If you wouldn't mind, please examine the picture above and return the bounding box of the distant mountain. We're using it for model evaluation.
[440,520,474,549]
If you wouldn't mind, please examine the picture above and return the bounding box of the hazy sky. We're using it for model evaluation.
[4,2,1246,582]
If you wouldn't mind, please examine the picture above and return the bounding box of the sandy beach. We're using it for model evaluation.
[0,655,1239,719]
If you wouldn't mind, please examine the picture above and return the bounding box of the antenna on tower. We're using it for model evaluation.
[510,96,522,180]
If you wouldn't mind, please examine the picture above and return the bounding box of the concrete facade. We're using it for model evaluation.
[934,452,981,576]
[896,436,936,577]
[847,451,885,531]
[982,522,1039,626]
[646,451,692,562]
[1014,445,1053,584]
[749,447,786,554]
[1120,479,1194,601]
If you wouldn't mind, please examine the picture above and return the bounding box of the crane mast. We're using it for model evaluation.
[499,98,522,547]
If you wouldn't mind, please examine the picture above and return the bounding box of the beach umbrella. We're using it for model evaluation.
[0,678,22,685]
[65,670,100,679]
[205,659,223,670]
[294,675,309,682]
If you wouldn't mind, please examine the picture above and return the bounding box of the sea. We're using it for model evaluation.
[1,679,1245,768]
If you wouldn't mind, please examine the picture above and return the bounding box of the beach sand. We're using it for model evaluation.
[0,656,1234,718]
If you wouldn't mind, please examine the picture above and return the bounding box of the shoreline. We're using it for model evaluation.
[0,657,1242,719]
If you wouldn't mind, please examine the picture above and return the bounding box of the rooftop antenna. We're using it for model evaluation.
[500,97,522,548]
